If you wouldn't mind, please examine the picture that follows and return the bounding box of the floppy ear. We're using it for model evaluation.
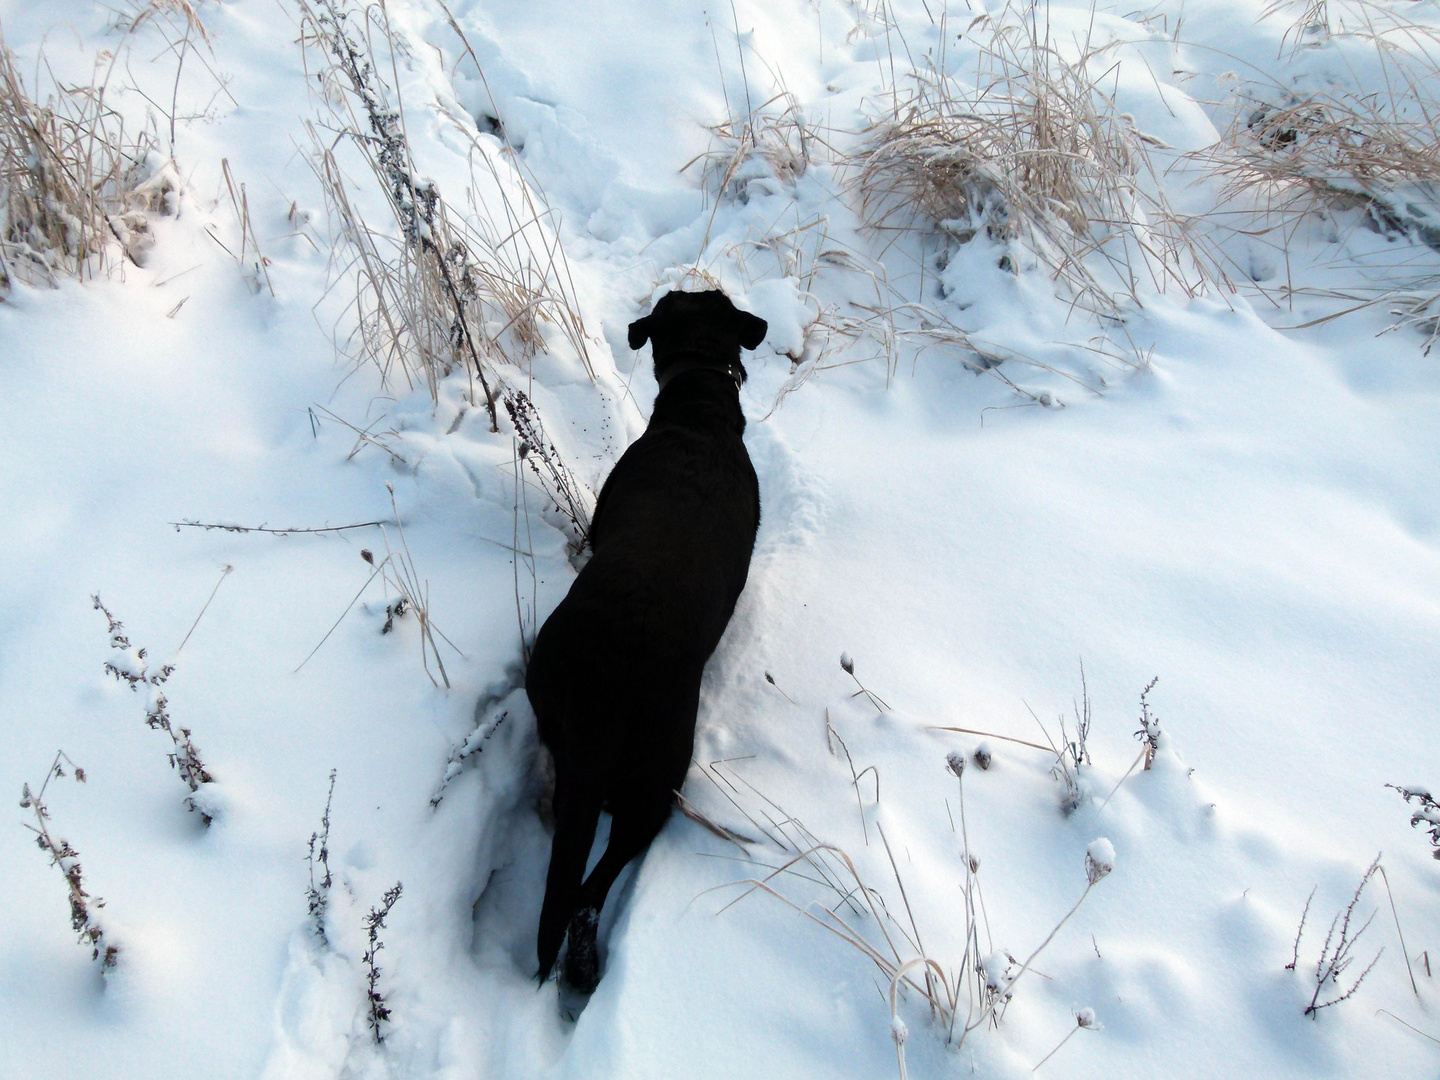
[735,310,768,351]
[627,315,653,350]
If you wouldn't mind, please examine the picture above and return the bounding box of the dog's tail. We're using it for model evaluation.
[536,780,602,982]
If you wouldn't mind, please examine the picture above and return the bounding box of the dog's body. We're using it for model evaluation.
[526,290,767,990]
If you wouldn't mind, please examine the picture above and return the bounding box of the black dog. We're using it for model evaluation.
[526,289,767,991]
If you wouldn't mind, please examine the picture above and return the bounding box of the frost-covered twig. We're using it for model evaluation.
[363,881,403,1043]
[430,709,508,808]
[1303,855,1384,1017]
[19,751,118,968]
[170,518,391,536]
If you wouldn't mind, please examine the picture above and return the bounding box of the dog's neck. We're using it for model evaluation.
[656,355,744,394]
[651,349,747,435]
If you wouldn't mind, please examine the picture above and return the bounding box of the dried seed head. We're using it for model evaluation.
[764,672,776,685]
[890,1015,908,1045]
[969,853,981,874]
[1085,838,1116,885]
[974,743,992,770]
[839,652,854,675]
[1076,1007,1098,1029]
[946,750,966,777]
[361,549,374,564]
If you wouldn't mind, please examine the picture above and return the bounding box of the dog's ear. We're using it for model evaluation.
[627,315,653,350]
[735,309,768,351]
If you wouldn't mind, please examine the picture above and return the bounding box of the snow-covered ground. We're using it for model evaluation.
[3,1,1439,1077]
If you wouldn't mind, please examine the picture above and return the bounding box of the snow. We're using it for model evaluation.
[3,0,1440,1078]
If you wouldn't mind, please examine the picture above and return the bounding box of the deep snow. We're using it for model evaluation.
[3,0,1439,1078]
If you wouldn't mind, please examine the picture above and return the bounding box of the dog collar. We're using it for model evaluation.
[655,356,743,393]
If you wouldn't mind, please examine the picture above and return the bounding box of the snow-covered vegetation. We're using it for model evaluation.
[3,0,1439,1076]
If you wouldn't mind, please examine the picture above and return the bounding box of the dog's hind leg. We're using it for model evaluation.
[536,771,603,983]
[561,782,674,992]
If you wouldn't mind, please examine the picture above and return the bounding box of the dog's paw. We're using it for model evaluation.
[561,906,601,993]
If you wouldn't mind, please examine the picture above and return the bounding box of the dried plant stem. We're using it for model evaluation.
[926,725,1055,755]
[363,881,403,1042]
[957,883,1097,1049]
[176,563,232,653]
[170,519,392,536]
[1032,1023,1083,1072]
[19,751,118,967]
[1374,865,1418,996]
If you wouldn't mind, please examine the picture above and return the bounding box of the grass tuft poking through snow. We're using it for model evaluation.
[852,3,1226,322]
[0,14,184,289]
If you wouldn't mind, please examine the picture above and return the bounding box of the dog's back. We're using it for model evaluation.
[526,290,766,989]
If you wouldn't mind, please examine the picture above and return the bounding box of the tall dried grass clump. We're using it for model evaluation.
[298,0,594,543]
[1196,0,1440,347]
[1207,0,1440,228]
[298,0,592,405]
[852,7,1224,320]
[0,29,176,290]
[687,90,815,206]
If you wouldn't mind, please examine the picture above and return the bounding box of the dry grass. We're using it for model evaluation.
[852,5,1226,322]
[686,90,816,206]
[299,0,593,410]
[697,753,1112,1077]
[1191,0,1440,347]
[298,0,595,546]
[20,751,119,969]
[0,27,175,289]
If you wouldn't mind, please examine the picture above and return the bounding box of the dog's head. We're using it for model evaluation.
[627,290,767,383]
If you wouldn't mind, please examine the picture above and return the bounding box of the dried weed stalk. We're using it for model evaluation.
[296,484,465,687]
[20,750,119,968]
[1294,854,1385,1017]
[93,594,216,821]
[298,0,593,541]
[306,768,338,944]
[853,6,1224,320]
[363,881,403,1043]
[685,90,816,209]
